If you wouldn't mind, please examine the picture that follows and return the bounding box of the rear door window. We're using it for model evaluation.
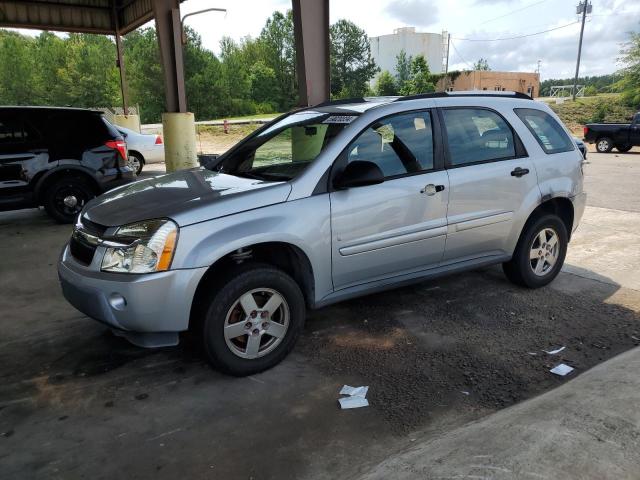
[514,108,574,154]
[441,108,516,166]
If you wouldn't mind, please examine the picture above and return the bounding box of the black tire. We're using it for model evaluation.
[128,152,144,175]
[502,214,568,288]
[199,263,305,376]
[595,137,613,153]
[42,177,96,223]
[616,144,632,153]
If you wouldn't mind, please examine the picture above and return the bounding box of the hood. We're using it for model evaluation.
[83,168,292,227]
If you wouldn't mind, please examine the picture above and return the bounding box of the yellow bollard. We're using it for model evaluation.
[162,112,198,172]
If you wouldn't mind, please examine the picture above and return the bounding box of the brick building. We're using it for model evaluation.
[437,70,540,98]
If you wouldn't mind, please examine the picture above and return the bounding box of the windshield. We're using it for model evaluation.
[214,111,359,182]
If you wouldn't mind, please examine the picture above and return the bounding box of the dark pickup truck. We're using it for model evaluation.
[583,112,640,153]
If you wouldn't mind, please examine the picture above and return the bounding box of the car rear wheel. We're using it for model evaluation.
[127,152,144,175]
[616,144,632,153]
[503,214,568,288]
[596,137,613,153]
[42,177,95,224]
[200,264,305,376]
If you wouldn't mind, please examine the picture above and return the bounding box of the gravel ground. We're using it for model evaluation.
[300,267,640,434]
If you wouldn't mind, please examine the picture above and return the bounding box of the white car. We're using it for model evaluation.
[116,126,164,175]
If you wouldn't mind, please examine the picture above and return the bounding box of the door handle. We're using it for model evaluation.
[420,184,446,195]
[511,167,529,178]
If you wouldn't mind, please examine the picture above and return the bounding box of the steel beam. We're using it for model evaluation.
[292,0,330,107]
[152,0,187,113]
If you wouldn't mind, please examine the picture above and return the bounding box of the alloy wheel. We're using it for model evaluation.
[223,288,290,359]
[529,227,559,276]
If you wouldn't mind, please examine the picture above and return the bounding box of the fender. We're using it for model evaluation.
[33,164,101,199]
[173,195,334,303]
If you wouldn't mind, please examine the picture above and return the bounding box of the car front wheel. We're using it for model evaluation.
[200,264,305,376]
[503,214,568,288]
[596,137,613,153]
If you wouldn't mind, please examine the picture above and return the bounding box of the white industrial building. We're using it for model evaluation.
[369,27,447,82]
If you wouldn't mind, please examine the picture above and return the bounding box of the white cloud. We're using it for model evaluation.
[384,0,440,27]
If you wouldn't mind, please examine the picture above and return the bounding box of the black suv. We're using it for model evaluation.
[0,107,135,223]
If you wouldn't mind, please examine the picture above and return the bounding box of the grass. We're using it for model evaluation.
[544,93,636,135]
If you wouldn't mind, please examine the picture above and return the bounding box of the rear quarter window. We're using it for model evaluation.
[514,108,574,154]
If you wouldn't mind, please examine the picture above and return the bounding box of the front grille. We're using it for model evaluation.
[81,217,108,237]
[69,216,107,266]
[69,235,96,265]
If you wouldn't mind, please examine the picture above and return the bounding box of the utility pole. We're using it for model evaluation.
[445,33,451,74]
[572,1,591,101]
[536,59,541,75]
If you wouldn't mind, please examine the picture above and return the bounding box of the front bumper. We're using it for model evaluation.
[58,245,207,347]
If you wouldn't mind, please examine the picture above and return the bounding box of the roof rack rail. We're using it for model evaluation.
[312,97,367,108]
[395,91,533,102]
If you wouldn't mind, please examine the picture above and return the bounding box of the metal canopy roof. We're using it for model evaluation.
[0,0,184,34]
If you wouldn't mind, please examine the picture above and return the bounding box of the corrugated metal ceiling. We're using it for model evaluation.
[0,0,179,34]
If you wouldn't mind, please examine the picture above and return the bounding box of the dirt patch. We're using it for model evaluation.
[299,268,640,434]
[195,123,261,155]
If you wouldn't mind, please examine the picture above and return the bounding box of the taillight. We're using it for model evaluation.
[583,126,588,138]
[155,135,163,145]
[105,139,127,164]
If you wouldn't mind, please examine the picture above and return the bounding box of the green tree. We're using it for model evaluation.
[258,11,296,110]
[399,55,435,95]
[63,33,120,108]
[395,50,412,84]
[0,30,36,105]
[32,32,68,105]
[473,58,491,71]
[619,32,640,108]
[249,61,278,107]
[330,19,378,98]
[375,70,398,96]
[123,28,165,123]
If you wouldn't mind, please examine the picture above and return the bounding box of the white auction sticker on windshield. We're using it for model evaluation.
[323,115,358,124]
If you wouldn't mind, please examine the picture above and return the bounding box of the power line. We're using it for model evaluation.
[453,21,579,42]
[449,40,473,70]
[477,0,549,26]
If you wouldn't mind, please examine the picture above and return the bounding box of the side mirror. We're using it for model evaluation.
[334,160,384,189]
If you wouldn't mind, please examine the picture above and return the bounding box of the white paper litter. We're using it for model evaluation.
[338,385,369,409]
[338,396,370,409]
[544,346,566,355]
[550,364,575,376]
[339,385,369,398]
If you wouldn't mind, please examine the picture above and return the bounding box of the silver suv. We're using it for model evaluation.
[58,92,587,376]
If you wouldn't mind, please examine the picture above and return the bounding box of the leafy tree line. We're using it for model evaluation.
[0,12,379,124]
[539,74,618,97]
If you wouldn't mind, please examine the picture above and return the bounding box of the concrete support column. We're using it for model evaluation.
[162,113,197,172]
[153,0,197,171]
[292,0,330,107]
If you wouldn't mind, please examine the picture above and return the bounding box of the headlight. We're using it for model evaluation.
[101,219,178,273]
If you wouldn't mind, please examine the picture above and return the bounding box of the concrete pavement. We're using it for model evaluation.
[359,346,640,480]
